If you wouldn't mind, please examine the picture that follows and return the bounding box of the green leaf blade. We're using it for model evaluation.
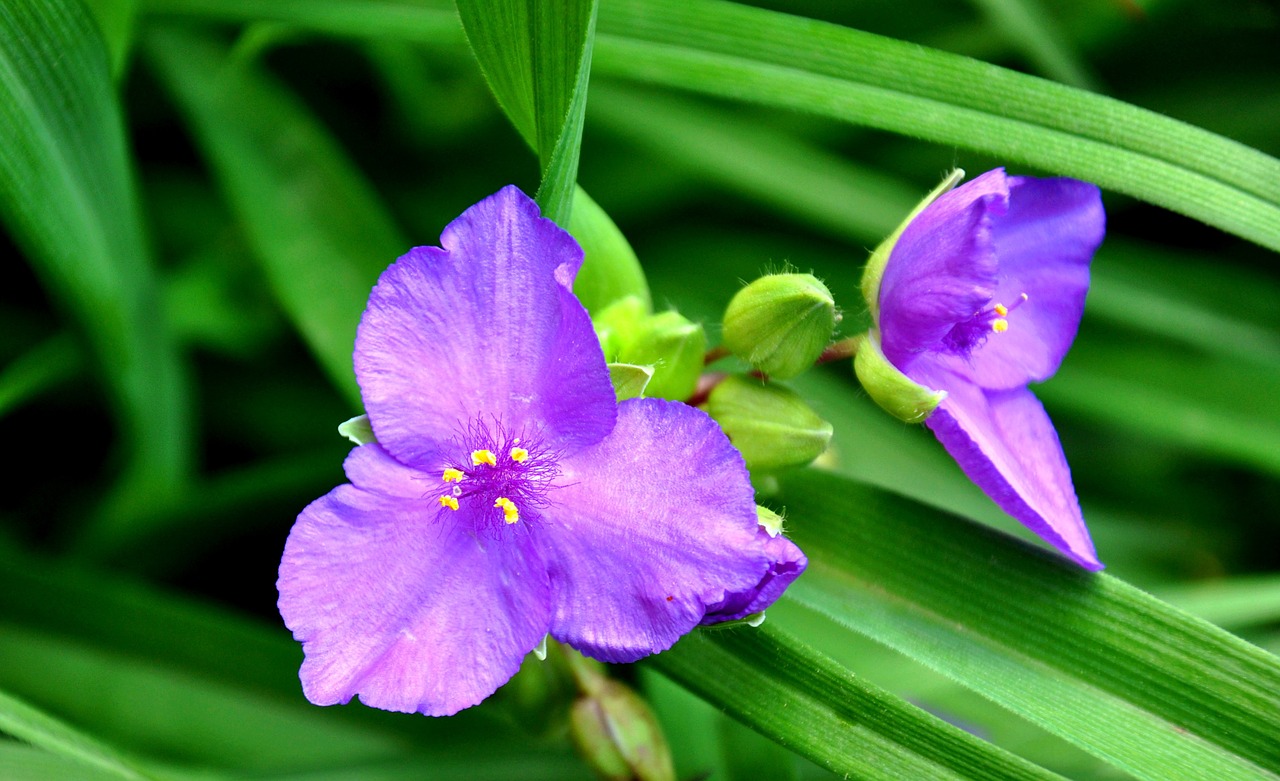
[651,625,1066,781]
[776,469,1280,780]
[456,0,598,223]
[0,0,191,547]
[591,0,1280,251]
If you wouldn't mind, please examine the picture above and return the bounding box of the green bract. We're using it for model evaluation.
[722,272,836,379]
[852,333,947,424]
[704,375,833,472]
[595,298,706,401]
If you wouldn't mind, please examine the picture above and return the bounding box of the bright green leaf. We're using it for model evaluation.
[776,468,1280,781]
[455,0,598,222]
[650,625,1066,781]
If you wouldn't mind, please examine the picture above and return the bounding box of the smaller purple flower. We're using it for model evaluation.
[865,169,1105,570]
[278,186,805,717]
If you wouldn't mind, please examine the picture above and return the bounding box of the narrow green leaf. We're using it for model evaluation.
[1154,575,1280,631]
[0,0,191,547]
[0,334,82,418]
[0,689,151,781]
[0,742,139,781]
[142,1,1280,249]
[587,83,918,244]
[590,0,1280,252]
[83,0,139,77]
[649,625,1065,781]
[144,25,409,407]
[455,0,598,222]
[967,0,1098,90]
[145,0,464,44]
[0,624,404,772]
[776,469,1280,780]
[1041,338,1280,476]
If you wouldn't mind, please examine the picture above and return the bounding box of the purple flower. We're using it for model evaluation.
[873,169,1105,570]
[277,186,805,717]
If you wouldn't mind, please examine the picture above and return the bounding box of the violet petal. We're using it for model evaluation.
[354,186,616,468]
[701,528,807,624]
[933,176,1103,389]
[878,169,1007,373]
[536,398,771,662]
[278,444,553,716]
[913,362,1102,570]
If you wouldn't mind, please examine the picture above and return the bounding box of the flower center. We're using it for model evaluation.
[941,292,1027,356]
[432,420,559,531]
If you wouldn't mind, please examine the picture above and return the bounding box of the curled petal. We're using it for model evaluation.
[878,169,1007,372]
[278,444,552,716]
[537,398,774,662]
[701,528,807,624]
[914,364,1102,570]
[355,186,616,468]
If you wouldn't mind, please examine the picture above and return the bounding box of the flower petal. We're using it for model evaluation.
[355,186,616,469]
[935,176,1103,389]
[701,528,807,624]
[914,364,1103,570]
[878,169,1007,372]
[536,398,775,662]
[278,444,552,716]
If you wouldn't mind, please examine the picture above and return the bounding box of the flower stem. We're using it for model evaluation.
[817,335,862,365]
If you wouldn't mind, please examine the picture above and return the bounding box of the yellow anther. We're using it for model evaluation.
[494,497,519,524]
[992,318,1009,334]
[471,449,497,466]
[442,467,465,483]
[993,303,1009,317]
[438,495,459,511]
[510,447,529,463]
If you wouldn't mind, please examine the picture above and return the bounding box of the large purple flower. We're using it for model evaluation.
[278,186,805,716]
[870,168,1105,570]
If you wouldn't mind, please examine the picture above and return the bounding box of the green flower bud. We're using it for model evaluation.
[620,311,706,401]
[722,273,836,380]
[853,332,946,424]
[568,673,675,781]
[704,375,833,472]
[861,169,965,320]
[607,362,654,401]
[569,188,652,316]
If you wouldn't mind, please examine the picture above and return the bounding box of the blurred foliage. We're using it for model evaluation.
[2,0,1278,779]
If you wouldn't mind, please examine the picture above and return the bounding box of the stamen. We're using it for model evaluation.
[993,303,1008,317]
[510,447,529,463]
[991,319,1009,333]
[494,497,519,524]
[442,467,465,483]
[471,449,497,466]
[438,495,459,511]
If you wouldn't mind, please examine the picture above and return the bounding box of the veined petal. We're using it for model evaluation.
[278,444,552,716]
[701,528,807,624]
[536,398,774,662]
[914,364,1102,570]
[355,186,616,469]
[878,169,1007,372]
[935,176,1103,389]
